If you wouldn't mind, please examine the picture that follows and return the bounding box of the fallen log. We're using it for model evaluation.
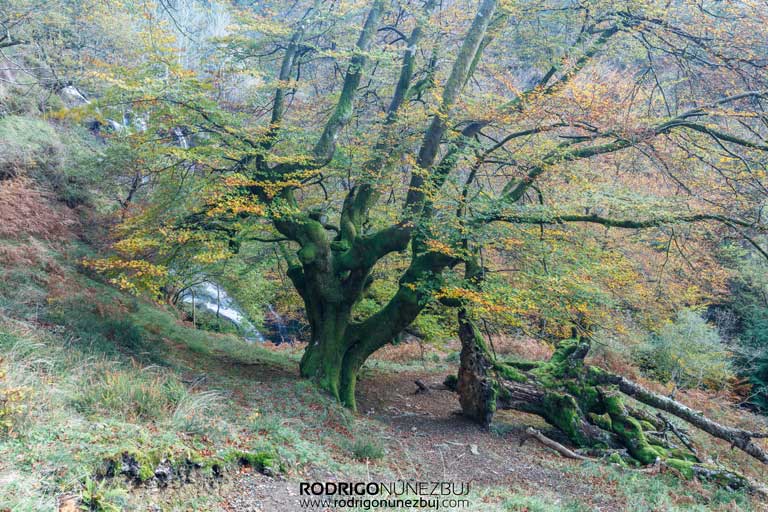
[451,326,768,492]
[593,371,768,465]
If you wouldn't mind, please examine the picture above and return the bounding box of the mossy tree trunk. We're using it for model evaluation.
[286,230,457,409]
[260,0,499,410]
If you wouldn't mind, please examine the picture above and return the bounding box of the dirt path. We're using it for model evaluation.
[355,371,623,510]
[216,365,627,511]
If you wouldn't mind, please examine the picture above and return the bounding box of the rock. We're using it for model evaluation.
[120,453,142,480]
[470,444,479,455]
[154,459,174,485]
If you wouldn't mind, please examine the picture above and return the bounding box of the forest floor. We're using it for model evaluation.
[180,340,763,512]
[218,362,625,511]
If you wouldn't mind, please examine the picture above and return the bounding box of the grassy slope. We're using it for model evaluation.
[0,276,371,510]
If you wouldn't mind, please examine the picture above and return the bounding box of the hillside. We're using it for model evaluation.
[3,0,768,511]
[0,167,766,510]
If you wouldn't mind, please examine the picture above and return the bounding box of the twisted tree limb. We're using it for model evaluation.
[593,371,768,465]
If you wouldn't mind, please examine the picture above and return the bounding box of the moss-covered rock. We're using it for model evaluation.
[101,448,165,483]
[100,443,281,487]
[220,448,280,475]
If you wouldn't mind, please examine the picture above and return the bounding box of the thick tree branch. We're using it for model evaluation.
[263,27,306,150]
[404,0,499,213]
[311,0,385,166]
[338,0,437,245]
[335,223,411,271]
[484,212,757,230]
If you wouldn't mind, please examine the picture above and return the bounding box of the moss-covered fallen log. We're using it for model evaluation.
[591,371,768,465]
[451,320,768,491]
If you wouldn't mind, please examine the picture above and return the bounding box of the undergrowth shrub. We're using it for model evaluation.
[0,179,78,241]
[350,437,385,461]
[588,326,644,379]
[635,308,733,391]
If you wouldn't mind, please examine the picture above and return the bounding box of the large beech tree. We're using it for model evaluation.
[90,0,768,471]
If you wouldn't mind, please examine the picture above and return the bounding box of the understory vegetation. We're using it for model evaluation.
[0,268,373,509]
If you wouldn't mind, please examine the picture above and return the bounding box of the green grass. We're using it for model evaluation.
[350,436,386,461]
[129,298,293,368]
[503,494,589,512]
[70,365,188,422]
[577,461,752,512]
[0,268,391,510]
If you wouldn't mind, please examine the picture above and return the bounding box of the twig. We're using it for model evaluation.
[657,412,701,462]
[414,379,429,394]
